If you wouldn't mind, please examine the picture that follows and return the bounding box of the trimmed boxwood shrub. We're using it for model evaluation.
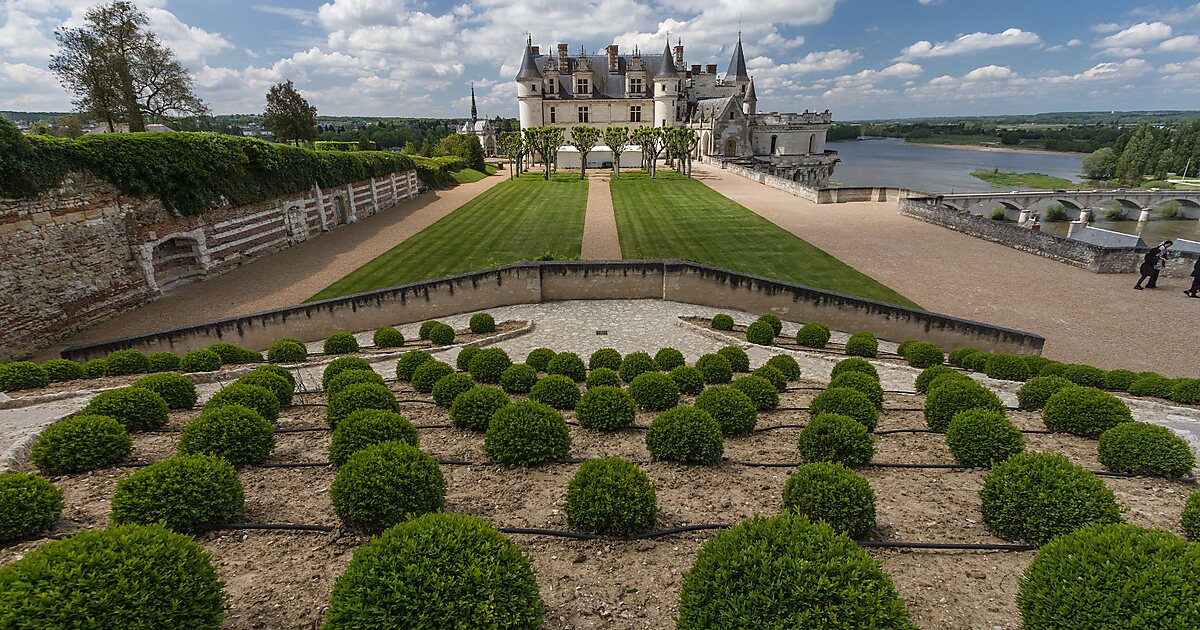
[236,370,293,407]
[947,347,979,367]
[0,523,226,628]
[896,340,916,357]
[628,372,681,411]
[427,322,456,346]
[669,366,705,395]
[979,452,1121,546]
[180,349,221,372]
[766,354,802,381]
[500,364,539,394]
[207,343,260,365]
[1018,523,1200,629]
[431,373,474,408]
[923,379,1003,432]
[82,358,108,378]
[945,409,1024,467]
[963,351,992,373]
[717,346,750,373]
[1017,376,1075,410]
[179,405,275,465]
[1128,373,1175,398]
[1043,386,1133,438]
[525,348,556,373]
[469,312,496,334]
[372,326,405,348]
[417,320,439,340]
[1036,360,1066,377]
[111,453,244,533]
[0,473,63,542]
[845,332,878,358]
[645,406,723,464]
[745,320,776,345]
[1020,354,1052,375]
[710,314,734,330]
[323,513,542,628]
[546,352,586,382]
[529,374,581,410]
[584,367,621,390]
[133,373,197,409]
[731,375,779,411]
[484,401,571,464]
[1171,378,1200,405]
[653,347,686,371]
[810,387,879,432]
[618,351,658,383]
[758,313,784,335]
[828,371,884,409]
[105,349,150,376]
[677,514,914,629]
[752,364,787,392]
[782,462,876,537]
[1184,491,1200,541]
[695,353,733,384]
[205,383,280,424]
[915,365,961,394]
[394,350,432,381]
[31,415,130,475]
[797,413,874,467]
[468,348,511,384]
[795,322,832,349]
[830,357,878,381]
[695,386,758,435]
[588,348,622,371]
[329,410,418,465]
[268,339,307,363]
[327,369,385,398]
[253,364,295,388]
[0,362,49,391]
[146,352,180,372]
[1062,363,1106,388]
[83,386,169,431]
[324,332,359,355]
[1103,369,1138,392]
[565,457,657,536]
[411,361,454,394]
[331,441,444,532]
[450,386,510,431]
[1097,422,1195,478]
[984,354,1031,381]
[904,342,945,369]
[575,386,636,431]
[327,383,399,428]
[41,359,84,382]
[456,345,480,372]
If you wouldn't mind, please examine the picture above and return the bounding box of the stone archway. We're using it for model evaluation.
[723,138,737,157]
[149,235,206,292]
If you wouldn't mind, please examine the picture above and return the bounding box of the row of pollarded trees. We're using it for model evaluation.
[498,126,701,180]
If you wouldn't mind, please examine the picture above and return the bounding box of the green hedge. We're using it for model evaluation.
[0,473,63,542]
[1097,422,1195,478]
[110,454,244,533]
[31,415,131,474]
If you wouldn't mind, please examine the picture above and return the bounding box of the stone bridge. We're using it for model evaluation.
[937,189,1200,222]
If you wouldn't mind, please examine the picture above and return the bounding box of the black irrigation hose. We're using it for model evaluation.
[754,423,808,432]
[287,403,328,408]
[414,424,453,429]
[253,462,331,468]
[276,427,333,433]
[871,428,1054,436]
[214,523,336,533]
[857,540,1036,552]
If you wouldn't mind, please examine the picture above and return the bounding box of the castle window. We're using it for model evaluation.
[575,78,589,95]
[729,111,734,120]
[630,105,641,122]
[549,107,556,123]
[577,106,589,122]
[629,78,642,93]
[770,135,778,154]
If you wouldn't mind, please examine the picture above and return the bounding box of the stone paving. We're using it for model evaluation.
[580,174,622,259]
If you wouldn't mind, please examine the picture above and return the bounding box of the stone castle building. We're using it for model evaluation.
[459,84,497,156]
[515,34,838,184]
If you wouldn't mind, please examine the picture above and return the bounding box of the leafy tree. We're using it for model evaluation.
[1083,147,1117,180]
[667,128,700,177]
[569,126,602,179]
[419,138,435,157]
[263,80,317,146]
[603,127,630,179]
[632,127,667,178]
[56,115,84,138]
[402,140,418,155]
[498,131,523,178]
[436,134,486,171]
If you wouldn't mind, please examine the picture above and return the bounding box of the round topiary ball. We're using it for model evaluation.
[830,357,879,381]
[654,347,686,371]
[484,401,571,464]
[323,332,359,355]
[628,372,681,411]
[575,386,636,431]
[394,350,433,381]
[710,314,734,331]
[795,322,832,349]
[179,404,275,465]
[745,320,776,345]
[695,353,733,384]
[0,523,226,628]
[111,453,244,533]
[566,457,657,536]
[717,346,750,373]
[695,386,758,435]
[797,413,874,467]
[904,342,945,369]
[41,359,84,383]
[1036,360,1066,377]
[1103,369,1138,392]
[669,366,706,396]
[1128,373,1176,398]
[810,387,879,432]
[923,379,1004,432]
[205,383,280,424]
[782,462,876,537]
[372,326,405,348]
[984,354,1031,381]
[584,367,621,390]
[529,374,581,410]
[945,409,1025,467]
[450,386,510,431]
[588,348,622,372]
[268,339,307,363]
[1043,386,1133,438]
[500,364,539,394]
[431,373,475,408]
[645,406,723,464]
[146,352,181,372]
[1016,376,1075,410]
[1062,363,1106,388]
[1018,523,1200,629]
[845,332,879,358]
[104,349,150,376]
[896,340,916,357]
[411,361,454,394]
[1097,422,1195,478]
[961,351,990,373]
[82,386,169,431]
[546,352,586,382]
[731,375,779,411]
[979,451,1121,546]
[326,369,386,398]
[618,351,658,383]
[418,320,439,340]
[525,348,556,373]
[31,414,131,475]
[456,346,480,372]
[947,347,979,368]
[469,312,496,334]
[331,441,445,533]
[207,343,261,365]
[329,410,418,465]
[133,372,197,409]
[0,473,63,542]
[323,513,542,628]
[468,347,512,384]
[1170,378,1200,405]
[765,354,802,381]
[82,359,108,379]
[915,365,962,394]
[758,313,783,335]
[327,382,399,427]
[828,371,884,409]
[253,364,296,389]
[180,349,222,373]
[1183,491,1200,541]
[677,514,913,629]
[236,370,294,407]
[751,364,788,392]
[427,322,456,346]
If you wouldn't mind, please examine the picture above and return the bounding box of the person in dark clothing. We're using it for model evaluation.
[1186,257,1200,298]
[1135,247,1161,290]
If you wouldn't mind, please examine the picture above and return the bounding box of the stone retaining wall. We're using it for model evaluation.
[63,260,1045,361]
[702,156,924,204]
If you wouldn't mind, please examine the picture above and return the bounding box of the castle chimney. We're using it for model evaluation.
[705,64,717,74]
[606,44,620,72]
[673,41,684,70]
[531,45,539,55]
[557,43,569,72]
[691,64,701,75]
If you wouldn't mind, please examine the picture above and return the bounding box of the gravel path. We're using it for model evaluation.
[692,163,1198,377]
[580,173,622,259]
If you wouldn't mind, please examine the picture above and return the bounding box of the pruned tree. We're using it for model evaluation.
[603,126,630,179]
[544,127,564,178]
[264,80,317,146]
[668,128,700,177]
[498,131,523,178]
[570,126,603,179]
[632,127,667,178]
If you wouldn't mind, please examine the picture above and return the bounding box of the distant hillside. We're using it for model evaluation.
[845,111,1200,126]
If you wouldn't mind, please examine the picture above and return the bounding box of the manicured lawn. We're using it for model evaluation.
[451,167,491,184]
[310,172,587,300]
[610,171,919,308]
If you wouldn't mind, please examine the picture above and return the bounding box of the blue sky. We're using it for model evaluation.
[1,0,1199,120]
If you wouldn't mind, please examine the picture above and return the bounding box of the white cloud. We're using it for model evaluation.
[1091,23,1123,33]
[1095,21,1173,49]
[896,28,1041,60]
[1159,34,1200,52]
[0,60,66,109]
[145,8,233,64]
[1067,38,1082,46]
[963,65,1015,81]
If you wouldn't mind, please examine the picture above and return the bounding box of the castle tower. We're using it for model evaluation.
[725,34,751,94]
[743,77,757,116]
[469,82,478,122]
[515,35,544,129]
[653,40,679,127]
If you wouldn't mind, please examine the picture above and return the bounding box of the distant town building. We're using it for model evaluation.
[459,84,497,156]
[85,123,176,134]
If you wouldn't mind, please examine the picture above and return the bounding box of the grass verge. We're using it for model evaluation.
[970,170,1076,189]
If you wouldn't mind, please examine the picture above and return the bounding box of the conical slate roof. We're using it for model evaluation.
[655,40,678,79]
[516,36,542,80]
[745,77,757,100]
[725,36,750,83]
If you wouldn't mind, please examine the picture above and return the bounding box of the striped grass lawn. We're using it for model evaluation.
[310,171,587,300]
[610,170,919,308]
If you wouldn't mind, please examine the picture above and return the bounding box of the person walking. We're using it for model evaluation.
[1135,246,1161,290]
[1186,256,1200,298]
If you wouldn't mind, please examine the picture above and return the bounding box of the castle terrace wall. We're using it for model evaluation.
[702,156,923,204]
[0,169,420,361]
[62,260,1045,361]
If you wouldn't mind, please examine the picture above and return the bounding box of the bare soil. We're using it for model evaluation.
[2,382,1192,630]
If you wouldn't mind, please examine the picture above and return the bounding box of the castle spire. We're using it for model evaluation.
[725,34,750,83]
[470,82,478,121]
[655,39,678,78]
[515,34,542,80]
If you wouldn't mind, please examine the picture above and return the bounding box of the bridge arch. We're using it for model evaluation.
[1148,198,1200,220]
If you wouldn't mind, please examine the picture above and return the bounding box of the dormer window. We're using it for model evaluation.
[629,78,643,93]
[575,78,589,95]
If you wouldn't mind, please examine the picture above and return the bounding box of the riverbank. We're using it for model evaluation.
[903,139,1087,157]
